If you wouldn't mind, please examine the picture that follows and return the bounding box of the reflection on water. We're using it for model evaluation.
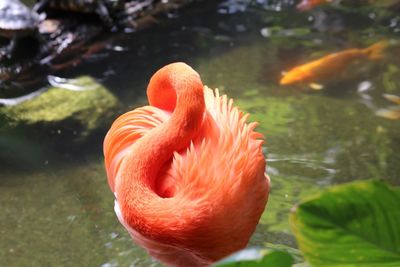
[2,0,400,266]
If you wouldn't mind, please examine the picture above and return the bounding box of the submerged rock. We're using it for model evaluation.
[0,76,120,142]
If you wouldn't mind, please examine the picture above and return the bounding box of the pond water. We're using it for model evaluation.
[1,0,400,266]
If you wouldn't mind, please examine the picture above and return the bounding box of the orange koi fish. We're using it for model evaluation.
[297,0,332,11]
[383,93,400,105]
[280,41,387,88]
[376,93,400,120]
[376,107,400,120]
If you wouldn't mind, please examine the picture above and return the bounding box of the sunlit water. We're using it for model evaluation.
[1,0,400,266]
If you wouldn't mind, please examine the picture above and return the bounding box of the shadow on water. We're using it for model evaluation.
[1,0,400,266]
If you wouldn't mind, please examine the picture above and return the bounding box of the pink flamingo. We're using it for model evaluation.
[103,62,269,266]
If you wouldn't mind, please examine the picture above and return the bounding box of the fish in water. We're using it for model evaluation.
[376,93,400,120]
[383,93,400,105]
[297,0,332,11]
[103,63,269,266]
[280,41,387,88]
[376,106,400,120]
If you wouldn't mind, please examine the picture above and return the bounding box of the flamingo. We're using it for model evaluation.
[103,62,270,267]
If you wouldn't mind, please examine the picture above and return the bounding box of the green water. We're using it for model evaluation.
[1,1,400,266]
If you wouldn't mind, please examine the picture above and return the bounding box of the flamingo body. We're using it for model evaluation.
[103,63,269,267]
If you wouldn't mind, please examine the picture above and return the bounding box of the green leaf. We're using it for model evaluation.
[263,242,305,264]
[213,248,294,267]
[290,180,400,267]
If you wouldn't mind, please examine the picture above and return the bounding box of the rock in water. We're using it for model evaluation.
[0,76,120,142]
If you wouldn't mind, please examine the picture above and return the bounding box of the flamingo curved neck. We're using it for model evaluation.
[115,63,205,238]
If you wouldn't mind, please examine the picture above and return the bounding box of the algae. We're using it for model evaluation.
[0,76,120,140]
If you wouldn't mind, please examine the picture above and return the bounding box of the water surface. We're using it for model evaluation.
[1,0,400,266]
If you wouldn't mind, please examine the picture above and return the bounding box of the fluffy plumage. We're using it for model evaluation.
[103,62,269,267]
